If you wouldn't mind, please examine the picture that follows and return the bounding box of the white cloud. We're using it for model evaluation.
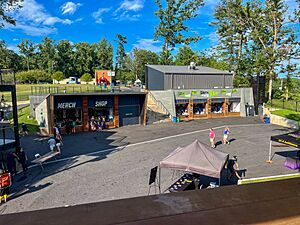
[6,23,57,36]
[75,18,83,22]
[92,8,111,24]
[115,0,144,12]
[61,2,82,15]
[5,0,72,36]
[114,0,144,21]
[118,12,141,21]
[133,39,161,53]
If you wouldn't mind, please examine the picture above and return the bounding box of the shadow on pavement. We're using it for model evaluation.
[9,130,130,202]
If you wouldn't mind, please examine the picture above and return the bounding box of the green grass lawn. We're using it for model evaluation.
[3,84,114,102]
[271,109,300,122]
[266,99,299,111]
[15,106,39,134]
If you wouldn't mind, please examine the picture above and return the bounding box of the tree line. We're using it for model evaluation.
[0,37,228,84]
[1,0,300,101]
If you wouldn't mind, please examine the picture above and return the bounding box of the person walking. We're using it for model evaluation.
[6,152,17,176]
[48,135,61,153]
[15,146,28,173]
[21,123,29,136]
[227,156,242,181]
[209,128,216,148]
[71,120,76,133]
[223,127,230,145]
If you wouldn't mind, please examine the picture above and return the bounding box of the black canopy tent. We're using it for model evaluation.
[268,131,300,162]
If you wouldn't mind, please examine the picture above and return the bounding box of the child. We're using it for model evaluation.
[209,128,216,148]
[223,127,230,145]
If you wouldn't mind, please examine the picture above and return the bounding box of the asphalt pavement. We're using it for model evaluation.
[0,117,297,215]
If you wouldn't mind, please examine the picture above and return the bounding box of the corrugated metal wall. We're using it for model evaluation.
[165,74,230,89]
[224,75,233,87]
[147,67,164,90]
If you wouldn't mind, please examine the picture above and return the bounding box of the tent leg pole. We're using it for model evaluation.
[266,140,273,163]
[158,167,161,194]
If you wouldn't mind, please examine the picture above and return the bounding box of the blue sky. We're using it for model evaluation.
[1,0,219,54]
[1,0,298,66]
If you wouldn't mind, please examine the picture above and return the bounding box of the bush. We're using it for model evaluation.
[16,70,50,84]
[80,73,92,84]
[52,71,65,83]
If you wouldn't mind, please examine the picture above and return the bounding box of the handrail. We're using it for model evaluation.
[147,91,171,116]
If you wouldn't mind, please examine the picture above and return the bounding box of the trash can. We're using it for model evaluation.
[172,117,177,123]
[177,117,180,123]
[265,117,270,124]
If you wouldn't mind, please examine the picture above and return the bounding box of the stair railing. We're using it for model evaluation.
[147,91,171,117]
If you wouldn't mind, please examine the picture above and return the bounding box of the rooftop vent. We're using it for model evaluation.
[189,62,196,70]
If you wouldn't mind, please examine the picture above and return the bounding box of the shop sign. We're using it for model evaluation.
[88,97,113,108]
[57,102,77,109]
[95,101,108,107]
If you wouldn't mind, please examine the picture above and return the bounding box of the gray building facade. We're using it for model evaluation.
[146,65,233,90]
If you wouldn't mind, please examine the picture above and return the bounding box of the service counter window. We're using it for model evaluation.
[176,103,189,116]
[88,98,114,123]
[54,100,83,128]
[55,108,82,127]
[228,98,241,113]
[211,103,223,114]
[229,102,241,112]
[193,103,206,115]
[88,107,114,122]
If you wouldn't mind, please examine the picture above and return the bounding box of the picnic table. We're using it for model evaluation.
[31,151,60,169]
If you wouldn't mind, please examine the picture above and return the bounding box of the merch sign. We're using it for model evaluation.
[57,102,77,109]
[55,98,82,109]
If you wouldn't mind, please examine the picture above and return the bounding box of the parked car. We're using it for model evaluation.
[67,77,80,84]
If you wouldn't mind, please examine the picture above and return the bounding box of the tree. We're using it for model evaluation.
[17,39,36,71]
[244,0,294,101]
[133,49,159,83]
[96,38,113,70]
[115,34,127,79]
[212,0,247,80]
[154,0,204,64]
[0,40,21,70]
[15,70,49,84]
[38,37,56,74]
[212,0,299,99]
[56,40,74,77]
[0,0,23,28]
[73,42,95,76]
[80,73,92,84]
[52,71,65,84]
[198,51,230,71]
[175,46,198,66]
[123,48,159,83]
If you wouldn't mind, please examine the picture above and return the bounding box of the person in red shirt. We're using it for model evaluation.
[209,128,216,148]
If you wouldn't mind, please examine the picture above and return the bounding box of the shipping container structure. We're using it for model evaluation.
[31,92,147,135]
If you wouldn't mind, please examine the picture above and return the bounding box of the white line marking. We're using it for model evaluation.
[29,123,267,169]
[239,172,300,182]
